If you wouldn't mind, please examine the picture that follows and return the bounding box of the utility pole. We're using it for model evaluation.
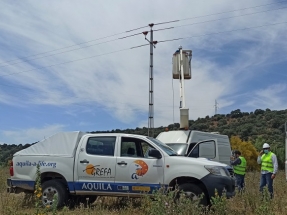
[143,24,158,137]
[214,99,218,115]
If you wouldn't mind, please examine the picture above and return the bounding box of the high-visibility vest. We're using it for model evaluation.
[234,156,247,175]
[261,152,274,172]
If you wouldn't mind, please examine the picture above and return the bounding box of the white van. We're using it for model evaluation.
[156,130,232,166]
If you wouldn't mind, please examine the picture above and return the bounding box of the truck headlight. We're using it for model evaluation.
[204,165,229,177]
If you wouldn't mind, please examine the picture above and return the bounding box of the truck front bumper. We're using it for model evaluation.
[201,174,235,199]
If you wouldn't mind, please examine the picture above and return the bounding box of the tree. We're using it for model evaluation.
[230,109,243,118]
[238,123,253,140]
[254,109,264,115]
[254,136,266,150]
[230,136,259,171]
[271,143,285,169]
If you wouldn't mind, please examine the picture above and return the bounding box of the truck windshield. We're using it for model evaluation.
[166,143,187,156]
[147,137,178,156]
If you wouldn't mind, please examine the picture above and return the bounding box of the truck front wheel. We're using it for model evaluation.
[178,183,208,206]
[41,180,68,208]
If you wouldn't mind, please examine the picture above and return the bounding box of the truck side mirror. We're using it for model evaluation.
[148,149,162,159]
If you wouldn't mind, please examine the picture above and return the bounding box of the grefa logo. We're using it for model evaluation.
[83,164,112,177]
[129,160,149,180]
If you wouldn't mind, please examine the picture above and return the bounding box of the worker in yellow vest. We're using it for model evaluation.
[257,143,278,199]
[230,150,246,192]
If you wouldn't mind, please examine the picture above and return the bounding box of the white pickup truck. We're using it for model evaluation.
[7,131,235,207]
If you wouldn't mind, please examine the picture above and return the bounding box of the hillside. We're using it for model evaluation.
[92,108,287,145]
[1,108,286,167]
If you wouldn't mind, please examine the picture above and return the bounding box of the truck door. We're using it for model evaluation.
[115,137,164,194]
[75,135,117,194]
[187,139,219,162]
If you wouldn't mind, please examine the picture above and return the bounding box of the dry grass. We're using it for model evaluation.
[1,166,287,215]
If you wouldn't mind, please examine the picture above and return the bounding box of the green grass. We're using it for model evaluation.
[1,166,287,215]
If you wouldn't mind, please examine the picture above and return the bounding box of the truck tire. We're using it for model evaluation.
[178,183,208,206]
[41,180,68,208]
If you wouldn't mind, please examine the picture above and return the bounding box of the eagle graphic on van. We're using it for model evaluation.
[130,160,148,180]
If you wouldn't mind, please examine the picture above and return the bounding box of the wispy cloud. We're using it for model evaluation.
[246,84,287,110]
[1,124,66,144]
[0,1,287,143]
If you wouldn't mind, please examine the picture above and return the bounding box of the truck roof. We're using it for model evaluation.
[156,130,190,143]
[13,132,152,157]
[14,131,86,157]
[156,130,228,144]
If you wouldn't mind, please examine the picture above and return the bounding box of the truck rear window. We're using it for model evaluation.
[86,137,116,156]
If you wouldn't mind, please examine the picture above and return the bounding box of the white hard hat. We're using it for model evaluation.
[263,143,270,149]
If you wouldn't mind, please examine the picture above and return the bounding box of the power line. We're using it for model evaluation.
[112,4,287,42]
[180,0,287,21]
[175,5,287,29]
[0,38,116,69]
[0,22,183,69]
[0,34,145,70]
[154,20,180,25]
[153,27,175,32]
[1,20,286,80]
[0,27,150,67]
[0,48,131,78]
[0,28,175,70]
[1,6,286,97]
[157,21,287,44]
[0,1,285,68]
[5,3,284,71]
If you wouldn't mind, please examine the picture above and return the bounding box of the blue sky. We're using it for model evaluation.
[0,0,287,144]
